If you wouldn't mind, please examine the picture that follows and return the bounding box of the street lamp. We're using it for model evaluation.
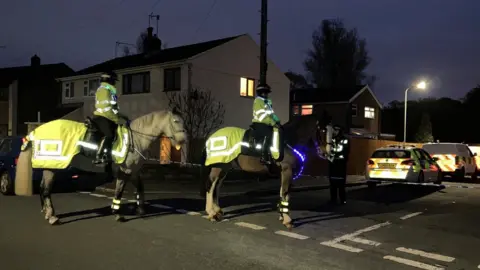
[403,81,427,145]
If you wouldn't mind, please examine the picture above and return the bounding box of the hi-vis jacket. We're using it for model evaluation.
[252,96,280,126]
[93,82,120,123]
[331,137,350,161]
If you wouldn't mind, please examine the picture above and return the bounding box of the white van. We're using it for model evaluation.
[422,143,477,181]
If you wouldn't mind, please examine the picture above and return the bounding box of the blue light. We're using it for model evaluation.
[287,144,306,181]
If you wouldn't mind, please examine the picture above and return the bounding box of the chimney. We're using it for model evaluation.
[31,54,41,66]
[147,27,153,38]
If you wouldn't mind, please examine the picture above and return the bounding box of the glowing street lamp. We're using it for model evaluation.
[404,81,427,144]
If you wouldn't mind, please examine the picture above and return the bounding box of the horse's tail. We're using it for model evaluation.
[15,141,33,196]
[199,147,210,198]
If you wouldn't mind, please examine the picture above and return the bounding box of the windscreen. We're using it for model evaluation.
[371,150,411,159]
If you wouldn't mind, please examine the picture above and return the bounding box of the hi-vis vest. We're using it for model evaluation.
[252,96,280,126]
[331,137,349,160]
[93,82,120,123]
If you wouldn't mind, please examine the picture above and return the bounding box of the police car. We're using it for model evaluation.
[365,145,442,187]
[422,143,477,181]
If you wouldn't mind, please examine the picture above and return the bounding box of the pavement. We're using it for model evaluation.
[2,181,480,269]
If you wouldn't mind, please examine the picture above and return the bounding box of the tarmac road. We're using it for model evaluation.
[1,182,480,270]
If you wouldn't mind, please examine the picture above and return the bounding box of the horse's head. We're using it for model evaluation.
[283,116,328,160]
[165,108,187,150]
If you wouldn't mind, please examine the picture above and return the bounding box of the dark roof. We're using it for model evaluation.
[290,85,367,103]
[0,63,74,87]
[75,35,244,76]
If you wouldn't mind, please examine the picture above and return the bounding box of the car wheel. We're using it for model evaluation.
[0,171,13,195]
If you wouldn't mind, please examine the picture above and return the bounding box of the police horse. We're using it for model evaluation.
[15,110,187,225]
[201,116,327,229]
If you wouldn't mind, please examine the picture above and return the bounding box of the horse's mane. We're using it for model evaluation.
[130,110,170,131]
[283,115,318,146]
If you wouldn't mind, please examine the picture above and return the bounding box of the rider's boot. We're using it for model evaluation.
[93,138,107,165]
[260,138,271,165]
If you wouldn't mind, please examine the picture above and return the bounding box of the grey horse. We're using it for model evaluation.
[15,110,187,225]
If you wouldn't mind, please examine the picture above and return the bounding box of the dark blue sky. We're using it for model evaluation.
[1,0,479,104]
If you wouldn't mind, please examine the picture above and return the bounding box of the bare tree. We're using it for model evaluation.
[166,88,225,162]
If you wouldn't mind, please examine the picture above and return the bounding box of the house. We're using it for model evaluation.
[0,55,76,136]
[57,33,290,162]
[290,85,390,139]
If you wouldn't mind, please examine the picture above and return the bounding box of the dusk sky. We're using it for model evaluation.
[1,0,479,104]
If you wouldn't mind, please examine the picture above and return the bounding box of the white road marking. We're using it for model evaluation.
[396,247,455,262]
[89,193,107,198]
[320,241,363,253]
[127,199,137,203]
[400,212,423,220]
[348,237,381,246]
[235,222,266,230]
[320,221,390,253]
[274,230,309,240]
[477,264,479,269]
[384,255,444,270]
[334,221,391,242]
[78,191,90,194]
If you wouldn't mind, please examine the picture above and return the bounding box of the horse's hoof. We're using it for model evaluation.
[48,216,60,225]
[115,215,126,222]
[284,223,293,231]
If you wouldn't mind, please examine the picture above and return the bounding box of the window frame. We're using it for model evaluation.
[83,79,100,97]
[122,71,151,95]
[163,67,181,91]
[364,106,375,119]
[240,77,255,97]
[351,104,358,117]
[64,82,75,99]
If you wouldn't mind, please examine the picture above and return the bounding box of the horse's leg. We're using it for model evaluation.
[111,169,129,222]
[39,177,45,213]
[42,170,60,225]
[212,170,228,220]
[205,167,221,221]
[279,162,293,229]
[131,173,146,216]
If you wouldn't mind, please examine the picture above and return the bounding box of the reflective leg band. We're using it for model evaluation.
[111,199,121,210]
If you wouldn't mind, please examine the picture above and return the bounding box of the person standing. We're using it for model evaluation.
[328,125,350,204]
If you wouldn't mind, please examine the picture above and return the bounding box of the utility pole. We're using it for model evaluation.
[115,41,136,58]
[149,13,160,36]
[259,0,268,86]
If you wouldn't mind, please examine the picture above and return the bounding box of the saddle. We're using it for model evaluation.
[242,127,271,158]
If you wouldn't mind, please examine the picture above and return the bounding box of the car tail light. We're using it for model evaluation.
[401,159,415,166]
[367,160,375,165]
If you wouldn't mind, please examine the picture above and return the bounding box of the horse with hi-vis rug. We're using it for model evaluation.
[200,116,327,229]
[15,110,187,225]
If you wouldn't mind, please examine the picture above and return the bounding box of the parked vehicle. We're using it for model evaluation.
[0,136,101,196]
[366,145,442,188]
[422,143,477,182]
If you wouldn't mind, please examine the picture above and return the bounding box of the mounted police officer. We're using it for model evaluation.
[328,125,350,205]
[251,84,283,164]
[92,71,128,165]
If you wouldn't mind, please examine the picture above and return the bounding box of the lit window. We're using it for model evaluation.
[365,106,375,119]
[240,77,255,97]
[351,104,357,117]
[301,105,313,115]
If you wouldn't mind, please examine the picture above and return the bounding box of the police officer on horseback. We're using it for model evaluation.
[92,71,129,165]
[328,125,350,205]
[251,84,282,164]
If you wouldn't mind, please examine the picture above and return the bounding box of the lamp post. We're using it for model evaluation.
[403,81,427,145]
